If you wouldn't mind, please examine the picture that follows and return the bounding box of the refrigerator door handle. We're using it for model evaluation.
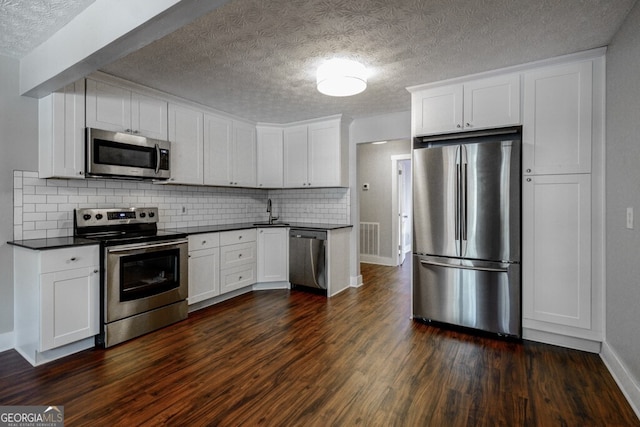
[462,162,468,241]
[455,162,460,241]
[419,259,509,273]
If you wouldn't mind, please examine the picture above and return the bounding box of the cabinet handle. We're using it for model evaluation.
[238,236,243,240]
[465,122,471,127]
[70,257,77,261]
[456,124,461,128]
[526,168,532,173]
[239,276,243,280]
[133,130,139,134]
[125,128,132,133]
[238,254,243,258]
[93,269,99,274]
[526,178,532,182]
[202,240,207,245]
[79,171,83,175]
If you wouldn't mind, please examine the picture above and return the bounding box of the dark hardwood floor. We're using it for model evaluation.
[1,263,638,426]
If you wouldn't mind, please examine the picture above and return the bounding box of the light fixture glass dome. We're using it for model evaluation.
[316,58,367,97]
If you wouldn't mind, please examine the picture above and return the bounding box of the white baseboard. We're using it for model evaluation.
[601,341,640,420]
[252,281,290,291]
[360,255,395,266]
[0,331,15,352]
[522,328,602,353]
[350,275,363,287]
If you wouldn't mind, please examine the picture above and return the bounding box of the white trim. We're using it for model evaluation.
[391,154,412,267]
[350,275,363,287]
[522,328,601,353]
[0,331,15,352]
[407,47,607,93]
[252,281,290,291]
[360,255,396,266]
[601,341,640,420]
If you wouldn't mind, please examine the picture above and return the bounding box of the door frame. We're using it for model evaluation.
[391,154,412,266]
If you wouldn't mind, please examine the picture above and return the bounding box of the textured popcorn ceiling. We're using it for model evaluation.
[1,0,636,123]
[0,0,95,58]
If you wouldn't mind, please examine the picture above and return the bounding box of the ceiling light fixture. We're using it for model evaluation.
[316,58,367,97]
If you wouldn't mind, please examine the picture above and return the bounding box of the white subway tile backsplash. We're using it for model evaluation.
[12,171,351,240]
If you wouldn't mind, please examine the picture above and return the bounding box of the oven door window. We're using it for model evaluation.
[94,139,156,169]
[119,249,180,301]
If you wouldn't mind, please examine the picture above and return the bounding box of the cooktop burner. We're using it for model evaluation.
[74,207,186,245]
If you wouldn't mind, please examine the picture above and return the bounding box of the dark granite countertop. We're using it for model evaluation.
[8,236,100,251]
[8,223,352,250]
[168,222,352,235]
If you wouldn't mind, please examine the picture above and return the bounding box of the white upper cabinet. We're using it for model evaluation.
[86,79,168,140]
[308,119,344,187]
[256,126,284,188]
[283,125,309,187]
[232,121,257,187]
[283,117,346,188]
[204,114,256,187]
[523,61,593,175]
[39,79,86,179]
[168,104,204,185]
[411,74,520,136]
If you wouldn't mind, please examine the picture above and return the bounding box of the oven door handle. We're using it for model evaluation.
[107,239,188,254]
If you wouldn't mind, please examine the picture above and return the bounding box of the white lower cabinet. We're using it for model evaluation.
[219,229,257,293]
[523,174,592,331]
[257,228,288,282]
[188,233,220,304]
[14,245,100,365]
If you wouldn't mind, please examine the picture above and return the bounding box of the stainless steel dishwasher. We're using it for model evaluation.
[289,229,327,294]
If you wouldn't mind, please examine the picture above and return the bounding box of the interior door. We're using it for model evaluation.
[412,144,459,257]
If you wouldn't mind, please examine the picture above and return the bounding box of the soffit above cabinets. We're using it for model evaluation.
[1,0,636,123]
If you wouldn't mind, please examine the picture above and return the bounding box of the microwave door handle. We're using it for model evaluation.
[155,143,161,174]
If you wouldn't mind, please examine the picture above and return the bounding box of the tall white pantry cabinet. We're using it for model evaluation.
[409,49,605,352]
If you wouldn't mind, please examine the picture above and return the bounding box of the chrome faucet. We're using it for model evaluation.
[267,198,278,224]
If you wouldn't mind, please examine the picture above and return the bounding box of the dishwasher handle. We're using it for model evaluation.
[289,229,327,240]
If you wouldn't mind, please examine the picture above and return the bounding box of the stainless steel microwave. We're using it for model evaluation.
[86,128,171,180]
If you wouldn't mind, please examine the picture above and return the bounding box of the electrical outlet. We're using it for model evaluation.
[626,207,634,229]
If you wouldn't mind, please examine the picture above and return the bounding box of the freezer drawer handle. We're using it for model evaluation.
[419,259,508,273]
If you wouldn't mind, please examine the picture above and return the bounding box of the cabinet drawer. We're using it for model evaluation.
[41,245,99,274]
[188,233,220,251]
[220,242,256,269]
[220,265,256,294]
[220,229,256,246]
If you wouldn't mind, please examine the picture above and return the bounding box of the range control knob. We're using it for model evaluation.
[83,214,91,221]
[148,212,155,218]
[95,214,103,220]
[139,212,146,218]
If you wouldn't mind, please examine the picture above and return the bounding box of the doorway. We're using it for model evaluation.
[391,155,412,266]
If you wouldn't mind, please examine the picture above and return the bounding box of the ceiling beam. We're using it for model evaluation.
[20,0,231,98]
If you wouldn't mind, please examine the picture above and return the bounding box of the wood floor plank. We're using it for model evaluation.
[0,263,638,426]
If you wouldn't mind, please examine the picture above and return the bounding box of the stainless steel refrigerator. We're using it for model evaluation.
[412,127,521,337]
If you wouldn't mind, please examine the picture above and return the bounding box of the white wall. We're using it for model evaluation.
[0,55,39,340]
[603,0,640,413]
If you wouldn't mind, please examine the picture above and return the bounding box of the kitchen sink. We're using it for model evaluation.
[253,221,290,226]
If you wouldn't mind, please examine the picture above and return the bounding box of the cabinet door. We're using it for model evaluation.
[522,174,591,329]
[283,125,309,187]
[204,113,233,186]
[40,266,99,351]
[86,79,131,132]
[308,120,342,187]
[464,74,521,130]
[188,247,220,304]
[168,104,204,185]
[523,61,592,175]
[257,228,289,282]
[131,92,168,140]
[256,127,284,188]
[412,84,463,136]
[233,121,257,187]
[39,79,86,178]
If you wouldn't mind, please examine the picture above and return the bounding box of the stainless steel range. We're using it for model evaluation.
[74,207,188,347]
